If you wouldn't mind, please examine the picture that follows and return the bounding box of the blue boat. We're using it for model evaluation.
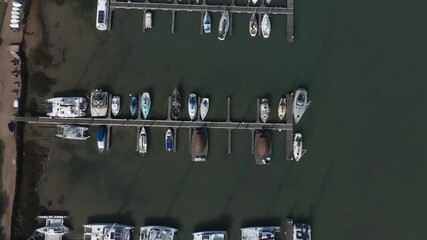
[97,126,106,152]
[203,11,211,34]
[141,92,151,119]
[188,94,197,120]
[130,96,138,117]
[165,128,173,152]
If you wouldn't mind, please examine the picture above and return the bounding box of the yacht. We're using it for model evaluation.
[293,88,309,124]
[249,13,258,37]
[47,97,87,118]
[36,216,69,240]
[96,0,109,31]
[293,133,303,161]
[278,97,286,121]
[171,87,182,120]
[261,14,271,38]
[56,125,90,140]
[97,126,107,152]
[138,127,148,155]
[10,18,19,24]
[111,96,120,116]
[191,128,208,162]
[165,129,174,152]
[145,11,152,29]
[12,1,22,7]
[254,130,271,165]
[200,98,209,121]
[141,92,151,119]
[90,89,109,117]
[130,95,138,117]
[218,11,230,41]
[203,11,211,34]
[241,227,280,240]
[188,94,197,120]
[259,98,270,123]
[12,7,20,11]
[140,226,177,240]
[192,231,227,240]
[83,223,134,240]
[293,223,311,240]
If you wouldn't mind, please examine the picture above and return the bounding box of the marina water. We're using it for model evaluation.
[29,0,427,239]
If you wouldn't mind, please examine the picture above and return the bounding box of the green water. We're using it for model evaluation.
[30,0,427,239]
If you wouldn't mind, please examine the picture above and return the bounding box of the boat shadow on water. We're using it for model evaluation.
[193,215,233,232]
[241,217,282,228]
[144,217,182,229]
[87,212,136,226]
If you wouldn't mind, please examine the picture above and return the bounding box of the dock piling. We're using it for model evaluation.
[286,0,294,42]
[256,98,260,123]
[197,97,201,121]
[229,13,233,35]
[285,93,294,160]
[173,127,177,152]
[142,10,146,32]
[200,12,204,34]
[227,97,231,122]
[137,94,142,120]
[250,129,255,154]
[188,128,192,154]
[106,125,111,151]
[136,127,141,152]
[167,96,172,120]
[171,10,176,33]
[228,129,232,154]
[107,94,112,119]
[258,13,263,37]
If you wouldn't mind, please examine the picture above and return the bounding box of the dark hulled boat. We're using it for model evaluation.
[171,88,182,120]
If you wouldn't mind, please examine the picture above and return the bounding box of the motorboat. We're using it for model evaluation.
[138,127,148,155]
[165,129,174,152]
[192,231,227,240]
[254,130,271,165]
[261,13,271,38]
[293,88,309,124]
[83,223,134,240]
[140,226,177,240]
[188,94,197,120]
[141,92,151,119]
[12,1,22,7]
[96,0,109,31]
[12,7,20,11]
[90,89,109,117]
[36,216,69,240]
[259,98,270,123]
[203,11,211,34]
[56,125,90,140]
[191,128,208,162]
[145,11,152,29]
[171,87,182,120]
[293,133,303,161]
[11,11,20,16]
[47,97,87,118]
[10,18,19,24]
[97,126,106,152]
[200,98,209,121]
[218,11,230,41]
[292,222,311,240]
[250,0,258,4]
[11,14,20,19]
[111,96,120,116]
[249,13,258,37]
[9,23,19,29]
[130,95,138,117]
[278,97,286,121]
[241,227,280,240]
[266,0,271,4]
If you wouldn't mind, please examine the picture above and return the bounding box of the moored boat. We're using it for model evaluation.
[292,222,311,240]
[9,23,19,29]
[111,96,120,116]
[10,18,19,24]
[278,97,286,121]
[250,0,258,4]
[293,88,308,124]
[96,0,109,31]
[141,92,151,119]
[249,13,258,37]
[11,10,20,15]
[241,227,280,240]
[203,11,211,34]
[188,94,197,120]
[261,13,271,38]
[56,125,90,140]
[130,95,138,117]
[260,98,270,123]
[83,223,134,240]
[90,89,109,117]
[47,97,87,118]
[254,130,271,165]
[12,7,20,11]
[165,129,174,152]
[191,128,208,162]
[138,127,148,155]
[293,133,303,161]
[11,14,19,19]
[192,231,227,240]
[12,1,22,7]
[140,226,177,240]
[97,126,106,152]
[36,216,69,240]
[200,98,209,121]
[171,87,182,120]
[145,11,152,29]
[218,11,230,41]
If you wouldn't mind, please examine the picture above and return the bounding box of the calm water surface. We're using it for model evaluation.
[31,0,427,239]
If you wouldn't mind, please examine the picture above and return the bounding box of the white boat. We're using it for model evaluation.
[188,94,197,120]
[47,97,87,118]
[249,13,257,37]
[251,0,258,4]
[12,1,22,7]
[200,98,209,121]
[9,23,19,29]
[138,127,148,155]
[11,10,20,15]
[241,227,280,240]
[83,223,134,240]
[11,14,20,19]
[266,0,271,4]
[111,96,120,116]
[141,92,151,119]
[56,125,90,140]
[140,226,177,240]
[90,89,109,117]
[192,231,227,240]
[292,222,311,240]
[12,7,20,11]
[293,133,303,161]
[278,98,286,121]
[10,18,19,24]
[259,98,270,123]
[96,0,109,31]
[293,88,309,124]
[218,11,230,41]
[261,14,271,38]
[145,12,152,29]
[165,129,174,152]
[203,11,211,34]
[36,216,69,240]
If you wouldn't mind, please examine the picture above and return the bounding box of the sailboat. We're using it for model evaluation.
[188,94,198,120]
[130,95,138,117]
[200,98,209,121]
[293,88,309,124]
[278,97,286,121]
[141,92,151,119]
[218,11,230,41]
[171,87,182,120]
[138,127,148,155]
[249,13,258,37]
[203,11,211,34]
[165,129,174,152]
[111,96,120,116]
[261,13,271,38]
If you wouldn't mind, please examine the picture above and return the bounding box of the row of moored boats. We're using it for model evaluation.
[9,1,23,30]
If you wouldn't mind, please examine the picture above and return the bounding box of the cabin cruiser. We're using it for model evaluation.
[171,88,182,120]
[254,130,271,165]
[261,14,271,38]
[218,11,230,41]
[111,96,120,116]
[47,97,87,118]
[192,231,227,240]
[249,13,258,37]
[96,0,109,31]
[12,1,22,7]
[191,128,208,162]
[138,127,148,155]
[165,129,174,152]
[203,11,211,33]
[141,92,151,119]
[97,126,107,152]
[259,98,270,123]
[188,94,198,120]
[293,133,303,161]
[140,226,177,240]
[90,89,109,117]
[83,223,134,240]
[241,227,280,240]
[130,95,138,117]
[56,125,90,140]
[278,98,286,121]
[292,222,311,240]
[145,11,152,29]
[293,88,309,124]
[35,216,69,240]
[200,98,209,121]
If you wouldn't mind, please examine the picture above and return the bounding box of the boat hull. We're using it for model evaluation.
[293,133,303,161]
[141,92,151,119]
[278,98,286,120]
[218,11,230,41]
[171,88,182,120]
[200,98,209,121]
[261,14,271,38]
[111,96,120,116]
[293,88,308,124]
[130,96,138,117]
[165,129,174,152]
[138,127,148,155]
[203,11,211,33]
[97,126,106,152]
[188,94,197,120]
[249,13,258,37]
[260,98,270,123]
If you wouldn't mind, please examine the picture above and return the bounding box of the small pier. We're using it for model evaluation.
[285,218,294,240]
[285,93,294,160]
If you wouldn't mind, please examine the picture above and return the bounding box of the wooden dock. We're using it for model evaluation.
[285,218,294,240]
[285,93,294,160]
